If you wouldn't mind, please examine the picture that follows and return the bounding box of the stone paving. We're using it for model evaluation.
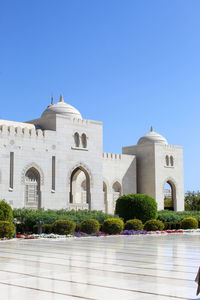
[0,234,199,299]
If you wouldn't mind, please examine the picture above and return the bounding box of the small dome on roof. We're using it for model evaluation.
[41,95,82,119]
[137,126,168,146]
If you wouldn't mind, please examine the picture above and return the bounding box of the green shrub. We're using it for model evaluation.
[144,219,164,231]
[0,221,15,238]
[180,217,198,229]
[16,222,26,234]
[0,200,13,222]
[124,219,143,231]
[116,194,157,223]
[80,219,100,234]
[164,221,181,230]
[102,218,124,235]
[42,224,53,234]
[52,220,76,235]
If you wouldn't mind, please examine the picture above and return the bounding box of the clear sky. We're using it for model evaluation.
[0,0,200,192]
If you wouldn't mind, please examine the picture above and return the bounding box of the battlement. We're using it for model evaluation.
[72,118,89,125]
[0,124,45,138]
[72,118,102,126]
[103,152,122,160]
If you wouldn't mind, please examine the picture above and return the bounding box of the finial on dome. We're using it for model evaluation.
[150,126,153,132]
[51,96,53,105]
[59,94,64,102]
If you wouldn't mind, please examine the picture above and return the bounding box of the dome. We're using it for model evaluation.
[41,95,82,119]
[137,127,168,145]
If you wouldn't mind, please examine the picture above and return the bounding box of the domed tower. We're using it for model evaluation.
[41,94,82,120]
[122,127,184,211]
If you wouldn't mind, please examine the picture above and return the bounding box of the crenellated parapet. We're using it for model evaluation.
[103,152,123,160]
[0,124,58,141]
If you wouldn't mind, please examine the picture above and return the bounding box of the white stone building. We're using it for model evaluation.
[0,95,184,213]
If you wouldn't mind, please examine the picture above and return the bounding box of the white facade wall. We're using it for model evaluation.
[102,153,136,213]
[0,100,184,213]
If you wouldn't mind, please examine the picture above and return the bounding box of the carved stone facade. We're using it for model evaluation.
[0,96,184,212]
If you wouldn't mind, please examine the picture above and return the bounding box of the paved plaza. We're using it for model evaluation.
[0,234,199,299]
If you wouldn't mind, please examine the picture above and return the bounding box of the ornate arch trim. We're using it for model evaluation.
[67,162,93,187]
[21,163,44,185]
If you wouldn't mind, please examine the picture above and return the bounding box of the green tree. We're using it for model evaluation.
[184,191,200,211]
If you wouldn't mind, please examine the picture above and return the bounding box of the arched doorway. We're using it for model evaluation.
[25,167,41,209]
[69,167,91,210]
[164,180,176,211]
[112,182,122,213]
[103,182,108,213]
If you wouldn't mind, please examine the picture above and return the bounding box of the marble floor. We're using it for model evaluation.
[0,234,199,300]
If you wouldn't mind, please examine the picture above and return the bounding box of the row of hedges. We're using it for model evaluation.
[33,217,199,235]
[13,208,119,233]
[158,210,200,222]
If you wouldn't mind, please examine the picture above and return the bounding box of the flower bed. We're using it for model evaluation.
[1,228,198,240]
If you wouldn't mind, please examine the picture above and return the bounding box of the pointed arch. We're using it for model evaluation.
[170,155,174,166]
[81,133,87,148]
[21,163,44,185]
[24,167,41,209]
[68,163,92,210]
[67,162,93,187]
[112,181,122,213]
[163,177,177,211]
[165,155,169,166]
[74,132,80,147]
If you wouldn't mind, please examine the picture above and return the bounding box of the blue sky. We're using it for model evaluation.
[0,0,200,191]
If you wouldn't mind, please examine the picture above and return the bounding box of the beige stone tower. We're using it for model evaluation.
[122,127,184,211]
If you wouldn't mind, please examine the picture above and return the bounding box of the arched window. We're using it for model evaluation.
[74,132,80,147]
[170,156,174,166]
[81,133,87,148]
[165,155,169,166]
[25,167,41,209]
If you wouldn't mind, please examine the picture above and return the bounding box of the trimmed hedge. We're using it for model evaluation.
[0,221,15,238]
[0,200,13,223]
[124,219,143,231]
[102,218,124,235]
[80,219,100,234]
[180,217,198,229]
[13,208,119,232]
[144,219,164,231]
[116,194,157,223]
[52,220,76,235]
[158,210,200,223]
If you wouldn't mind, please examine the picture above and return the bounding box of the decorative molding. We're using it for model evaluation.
[21,162,44,185]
